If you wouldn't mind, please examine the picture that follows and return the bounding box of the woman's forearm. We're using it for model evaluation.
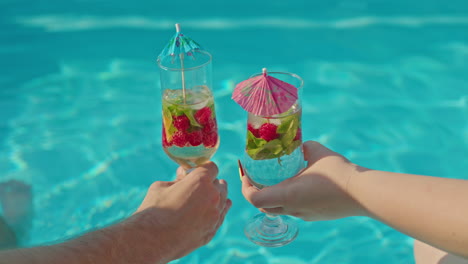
[349,168,468,258]
[0,209,170,264]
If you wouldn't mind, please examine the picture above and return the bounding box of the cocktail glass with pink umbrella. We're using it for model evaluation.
[233,68,305,247]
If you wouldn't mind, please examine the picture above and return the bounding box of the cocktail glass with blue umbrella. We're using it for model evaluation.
[157,24,219,171]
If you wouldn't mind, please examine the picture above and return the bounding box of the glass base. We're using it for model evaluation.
[244,213,298,247]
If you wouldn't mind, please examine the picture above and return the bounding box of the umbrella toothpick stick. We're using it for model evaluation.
[176,23,187,104]
[180,53,187,103]
[159,23,202,105]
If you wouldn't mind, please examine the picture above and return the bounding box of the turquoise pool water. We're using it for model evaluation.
[1,1,467,263]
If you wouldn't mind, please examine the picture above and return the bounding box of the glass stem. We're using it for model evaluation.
[259,214,286,235]
[265,214,281,222]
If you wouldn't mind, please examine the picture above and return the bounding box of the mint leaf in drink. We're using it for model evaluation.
[162,106,177,137]
[168,123,177,135]
[167,104,185,116]
[255,148,274,160]
[246,137,283,160]
[280,116,299,147]
[263,139,283,155]
[182,108,202,127]
[246,147,262,159]
[277,114,297,134]
[247,130,267,149]
[285,140,301,155]
[162,106,172,123]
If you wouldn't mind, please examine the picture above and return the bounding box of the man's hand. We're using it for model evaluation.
[136,162,231,262]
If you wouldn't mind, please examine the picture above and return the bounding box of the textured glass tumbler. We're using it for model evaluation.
[242,71,304,247]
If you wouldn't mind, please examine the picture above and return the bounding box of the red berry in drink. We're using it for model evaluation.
[247,123,260,138]
[195,107,213,126]
[203,131,218,148]
[202,119,217,134]
[173,115,190,131]
[187,130,203,146]
[259,123,278,142]
[172,131,188,147]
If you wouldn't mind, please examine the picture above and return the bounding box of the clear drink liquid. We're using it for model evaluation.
[243,147,304,188]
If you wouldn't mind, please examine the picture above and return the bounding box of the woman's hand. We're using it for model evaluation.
[242,141,366,221]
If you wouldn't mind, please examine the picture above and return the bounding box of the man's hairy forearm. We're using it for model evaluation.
[0,209,170,264]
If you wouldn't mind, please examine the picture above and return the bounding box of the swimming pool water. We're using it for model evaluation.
[1,1,467,263]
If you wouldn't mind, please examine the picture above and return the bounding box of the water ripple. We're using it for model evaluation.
[15,15,468,32]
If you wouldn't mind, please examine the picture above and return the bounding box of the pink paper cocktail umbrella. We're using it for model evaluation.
[232,68,298,116]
